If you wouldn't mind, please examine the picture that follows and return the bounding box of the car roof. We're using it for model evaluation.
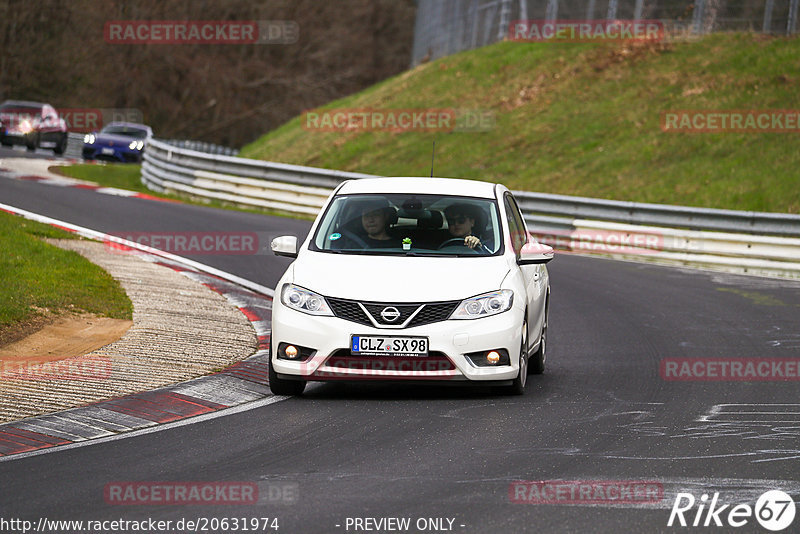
[337,177,498,199]
[104,122,151,130]
[0,100,47,108]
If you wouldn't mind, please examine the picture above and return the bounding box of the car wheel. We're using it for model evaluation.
[25,134,37,151]
[507,317,528,395]
[268,336,306,396]
[53,135,67,155]
[529,298,548,375]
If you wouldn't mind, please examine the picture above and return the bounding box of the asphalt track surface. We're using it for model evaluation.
[2,154,800,533]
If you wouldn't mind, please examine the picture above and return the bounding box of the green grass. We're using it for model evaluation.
[53,164,175,197]
[0,211,132,340]
[54,163,314,220]
[240,33,800,214]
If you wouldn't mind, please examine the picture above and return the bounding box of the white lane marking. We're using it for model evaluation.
[0,395,287,463]
[0,202,274,297]
[699,404,800,423]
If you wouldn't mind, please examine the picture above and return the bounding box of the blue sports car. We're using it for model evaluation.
[83,122,152,163]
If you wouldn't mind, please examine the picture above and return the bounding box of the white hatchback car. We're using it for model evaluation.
[269,177,553,395]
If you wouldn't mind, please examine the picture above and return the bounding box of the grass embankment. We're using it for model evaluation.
[0,211,132,345]
[241,33,800,214]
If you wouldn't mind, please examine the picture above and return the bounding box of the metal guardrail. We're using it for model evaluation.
[141,137,800,278]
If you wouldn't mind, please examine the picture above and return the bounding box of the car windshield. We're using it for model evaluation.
[0,104,41,117]
[311,193,503,257]
[101,125,148,138]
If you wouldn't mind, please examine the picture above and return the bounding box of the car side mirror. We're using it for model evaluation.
[517,241,554,265]
[271,235,298,258]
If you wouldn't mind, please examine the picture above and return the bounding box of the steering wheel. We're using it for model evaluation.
[437,238,468,249]
[338,229,369,249]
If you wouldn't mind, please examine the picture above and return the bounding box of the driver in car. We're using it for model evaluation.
[334,199,401,249]
[361,204,400,247]
[444,203,485,250]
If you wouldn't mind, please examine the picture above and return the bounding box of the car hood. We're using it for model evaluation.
[94,133,145,146]
[290,251,511,302]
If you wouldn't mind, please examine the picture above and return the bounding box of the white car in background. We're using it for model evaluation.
[269,177,553,395]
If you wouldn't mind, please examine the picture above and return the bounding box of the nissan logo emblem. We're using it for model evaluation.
[380,307,400,322]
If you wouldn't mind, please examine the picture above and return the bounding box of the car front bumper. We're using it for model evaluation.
[271,302,524,383]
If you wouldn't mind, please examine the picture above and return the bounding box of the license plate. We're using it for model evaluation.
[351,336,428,357]
[101,147,115,155]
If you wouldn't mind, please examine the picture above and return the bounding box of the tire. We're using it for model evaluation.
[25,135,37,151]
[529,296,549,375]
[53,134,67,155]
[506,317,528,395]
[268,336,306,396]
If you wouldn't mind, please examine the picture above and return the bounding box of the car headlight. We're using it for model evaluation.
[281,284,333,316]
[136,140,144,150]
[19,120,32,134]
[129,140,138,150]
[451,290,514,319]
[84,134,95,144]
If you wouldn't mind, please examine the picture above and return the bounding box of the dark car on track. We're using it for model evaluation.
[0,100,68,154]
[83,122,153,163]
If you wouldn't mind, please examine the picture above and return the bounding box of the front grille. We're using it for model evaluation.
[326,297,459,328]
[327,297,371,326]
[323,349,456,372]
[407,302,459,327]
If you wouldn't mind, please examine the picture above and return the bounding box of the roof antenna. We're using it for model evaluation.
[429,141,436,178]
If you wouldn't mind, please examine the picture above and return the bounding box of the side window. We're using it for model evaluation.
[503,194,527,254]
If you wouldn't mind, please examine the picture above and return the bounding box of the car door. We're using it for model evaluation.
[503,192,547,344]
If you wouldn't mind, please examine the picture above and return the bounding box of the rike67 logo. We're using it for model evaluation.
[668,490,796,531]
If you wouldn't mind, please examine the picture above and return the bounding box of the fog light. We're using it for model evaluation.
[486,351,501,365]
[276,342,316,362]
